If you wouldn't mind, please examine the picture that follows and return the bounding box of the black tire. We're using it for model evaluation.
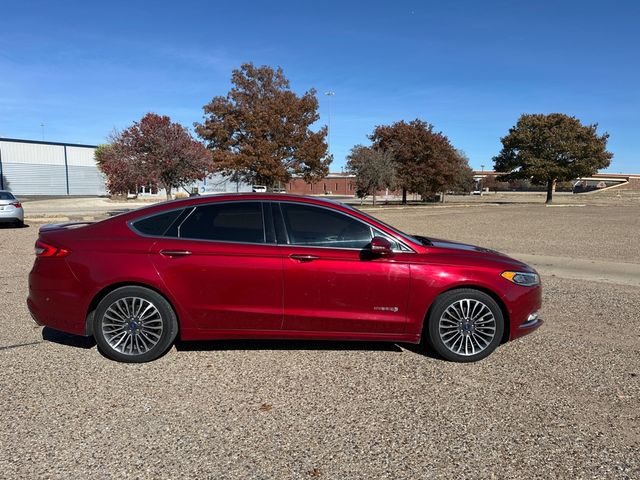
[426,289,504,362]
[93,286,178,363]
[14,219,24,228]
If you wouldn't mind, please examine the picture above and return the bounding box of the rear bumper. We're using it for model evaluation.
[27,290,89,336]
[27,259,90,336]
[0,208,24,222]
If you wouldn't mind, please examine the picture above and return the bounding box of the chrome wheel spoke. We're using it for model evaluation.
[439,298,496,357]
[102,297,163,356]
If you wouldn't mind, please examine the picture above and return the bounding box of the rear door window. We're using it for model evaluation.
[178,202,266,243]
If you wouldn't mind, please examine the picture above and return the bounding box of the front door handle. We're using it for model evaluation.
[160,250,192,258]
[289,254,320,262]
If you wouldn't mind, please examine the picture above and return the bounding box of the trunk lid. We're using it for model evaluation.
[39,222,94,233]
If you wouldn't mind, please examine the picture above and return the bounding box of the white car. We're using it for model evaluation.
[252,185,267,193]
[0,190,24,227]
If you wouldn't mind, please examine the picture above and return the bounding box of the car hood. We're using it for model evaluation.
[422,237,533,271]
[428,238,504,255]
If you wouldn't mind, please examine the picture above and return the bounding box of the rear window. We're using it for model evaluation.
[0,192,16,200]
[132,209,183,236]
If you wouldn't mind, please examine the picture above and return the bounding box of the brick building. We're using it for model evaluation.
[286,173,357,195]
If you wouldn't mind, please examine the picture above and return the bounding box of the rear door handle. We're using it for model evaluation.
[160,250,192,258]
[289,254,320,262]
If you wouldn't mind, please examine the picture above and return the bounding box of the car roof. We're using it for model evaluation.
[103,192,422,252]
[153,192,351,209]
[109,193,355,223]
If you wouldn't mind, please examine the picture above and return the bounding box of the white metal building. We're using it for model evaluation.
[0,137,252,196]
[0,138,106,195]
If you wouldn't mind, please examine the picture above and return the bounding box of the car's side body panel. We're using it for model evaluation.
[403,260,542,338]
[148,238,284,332]
[278,245,411,333]
[28,221,171,335]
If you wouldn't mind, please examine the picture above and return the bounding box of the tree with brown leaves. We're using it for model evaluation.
[97,113,212,199]
[370,119,473,202]
[195,63,331,188]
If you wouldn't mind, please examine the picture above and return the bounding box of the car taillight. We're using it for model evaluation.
[34,240,69,257]
[11,202,22,208]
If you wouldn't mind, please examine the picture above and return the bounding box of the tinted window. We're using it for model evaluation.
[132,209,183,236]
[0,192,16,200]
[179,202,265,243]
[280,203,372,249]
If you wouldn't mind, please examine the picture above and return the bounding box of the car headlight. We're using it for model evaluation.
[501,271,540,287]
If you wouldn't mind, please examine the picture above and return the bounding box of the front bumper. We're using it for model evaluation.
[506,284,543,340]
[514,311,543,338]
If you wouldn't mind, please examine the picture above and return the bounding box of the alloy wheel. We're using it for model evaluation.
[438,299,497,356]
[101,297,164,355]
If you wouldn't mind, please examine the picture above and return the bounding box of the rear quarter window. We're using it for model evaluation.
[131,209,183,237]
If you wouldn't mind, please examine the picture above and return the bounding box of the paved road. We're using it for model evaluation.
[22,196,158,218]
[507,253,640,287]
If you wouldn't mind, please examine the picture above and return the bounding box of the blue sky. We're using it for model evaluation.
[1,0,638,173]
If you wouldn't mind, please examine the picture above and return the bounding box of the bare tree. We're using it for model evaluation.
[346,146,396,206]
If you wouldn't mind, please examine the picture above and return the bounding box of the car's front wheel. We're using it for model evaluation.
[93,286,178,363]
[426,289,504,362]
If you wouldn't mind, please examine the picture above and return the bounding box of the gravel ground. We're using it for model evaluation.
[0,204,638,479]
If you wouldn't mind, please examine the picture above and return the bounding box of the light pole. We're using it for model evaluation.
[40,123,46,141]
[481,164,485,172]
[324,91,335,159]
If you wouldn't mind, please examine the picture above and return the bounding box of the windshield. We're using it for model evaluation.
[345,205,428,246]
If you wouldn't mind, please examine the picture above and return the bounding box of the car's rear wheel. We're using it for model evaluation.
[426,289,504,362]
[93,286,178,363]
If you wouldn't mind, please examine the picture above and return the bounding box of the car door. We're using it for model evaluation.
[146,201,283,331]
[276,202,411,334]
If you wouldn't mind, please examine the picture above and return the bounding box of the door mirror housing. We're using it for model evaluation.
[370,236,393,256]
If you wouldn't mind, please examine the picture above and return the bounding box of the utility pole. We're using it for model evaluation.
[324,91,335,159]
[40,123,46,141]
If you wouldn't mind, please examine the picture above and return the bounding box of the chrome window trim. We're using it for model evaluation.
[128,207,191,239]
[276,201,416,253]
[128,200,273,246]
[127,198,416,253]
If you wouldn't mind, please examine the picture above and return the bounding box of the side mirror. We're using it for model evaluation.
[370,236,393,257]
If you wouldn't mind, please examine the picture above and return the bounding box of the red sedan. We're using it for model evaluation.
[27,194,542,363]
